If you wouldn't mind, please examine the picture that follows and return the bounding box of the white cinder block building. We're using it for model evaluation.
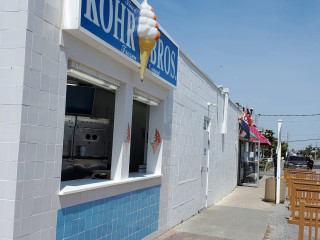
[0,0,240,239]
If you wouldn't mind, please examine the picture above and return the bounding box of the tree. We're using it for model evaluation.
[261,129,288,158]
[298,145,312,156]
[261,130,276,158]
[298,145,320,160]
[280,142,288,158]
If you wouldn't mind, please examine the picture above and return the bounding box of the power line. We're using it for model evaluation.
[292,133,320,137]
[257,114,320,117]
[288,138,320,143]
[284,120,320,123]
[258,119,320,123]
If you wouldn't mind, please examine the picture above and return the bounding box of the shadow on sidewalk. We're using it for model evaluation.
[155,230,231,240]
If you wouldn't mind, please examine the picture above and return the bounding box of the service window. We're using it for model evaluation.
[129,100,149,173]
[61,78,115,181]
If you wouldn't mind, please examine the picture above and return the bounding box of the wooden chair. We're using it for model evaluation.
[285,169,315,181]
[295,172,320,181]
[285,170,316,192]
[289,187,320,225]
[298,201,320,240]
[287,179,320,202]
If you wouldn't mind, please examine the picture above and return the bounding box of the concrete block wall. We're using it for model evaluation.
[0,0,66,239]
[158,51,240,231]
[207,105,239,205]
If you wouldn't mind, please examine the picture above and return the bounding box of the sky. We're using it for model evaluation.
[141,0,320,151]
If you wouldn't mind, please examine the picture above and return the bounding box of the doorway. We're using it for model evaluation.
[238,141,259,187]
[200,117,210,209]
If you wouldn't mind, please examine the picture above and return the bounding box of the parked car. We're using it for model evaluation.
[284,155,308,169]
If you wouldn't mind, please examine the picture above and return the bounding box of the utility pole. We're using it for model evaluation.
[276,119,282,204]
[287,132,289,157]
[316,142,318,161]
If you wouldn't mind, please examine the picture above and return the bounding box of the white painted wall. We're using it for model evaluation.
[147,102,165,175]
[153,51,240,237]
[111,84,133,180]
[0,1,65,239]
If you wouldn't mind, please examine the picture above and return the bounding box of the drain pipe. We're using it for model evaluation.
[221,88,229,134]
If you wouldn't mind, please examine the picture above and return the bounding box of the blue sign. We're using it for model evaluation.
[80,0,178,87]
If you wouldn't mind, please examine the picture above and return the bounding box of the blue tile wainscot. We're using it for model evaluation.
[56,185,160,240]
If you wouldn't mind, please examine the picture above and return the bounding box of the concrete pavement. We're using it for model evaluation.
[156,176,275,240]
[155,161,320,240]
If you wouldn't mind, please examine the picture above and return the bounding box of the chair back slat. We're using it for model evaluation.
[285,168,315,180]
[298,201,320,240]
[289,187,320,225]
[287,178,320,202]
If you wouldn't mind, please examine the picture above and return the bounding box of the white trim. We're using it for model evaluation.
[61,0,80,30]
[68,61,120,91]
[59,173,162,196]
[133,89,161,106]
[68,60,120,85]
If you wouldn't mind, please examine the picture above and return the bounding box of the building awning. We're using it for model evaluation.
[249,125,271,145]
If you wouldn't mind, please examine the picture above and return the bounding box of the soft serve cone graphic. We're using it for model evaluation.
[139,38,156,80]
[138,0,160,80]
[125,123,130,154]
[151,129,161,154]
[151,142,159,154]
[125,142,129,154]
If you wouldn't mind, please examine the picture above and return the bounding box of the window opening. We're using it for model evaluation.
[129,100,149,173]
[61,78,115,181]
[203,118,210,131]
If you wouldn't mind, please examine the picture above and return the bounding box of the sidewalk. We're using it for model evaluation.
[155,164,320,240]
[156,176,275,240]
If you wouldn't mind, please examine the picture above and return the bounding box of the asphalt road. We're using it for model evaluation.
[311,159,320,171]
[260,159,320,177]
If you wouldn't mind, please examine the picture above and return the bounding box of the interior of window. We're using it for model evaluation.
[61,78,115,181]
[129,100,149,173]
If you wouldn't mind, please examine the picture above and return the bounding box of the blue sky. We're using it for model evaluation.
[142,0,320,150]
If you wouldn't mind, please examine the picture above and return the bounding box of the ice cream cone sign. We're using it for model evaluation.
[125,123,130,154]
[151,129,161,154]
[138,0,160,80]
